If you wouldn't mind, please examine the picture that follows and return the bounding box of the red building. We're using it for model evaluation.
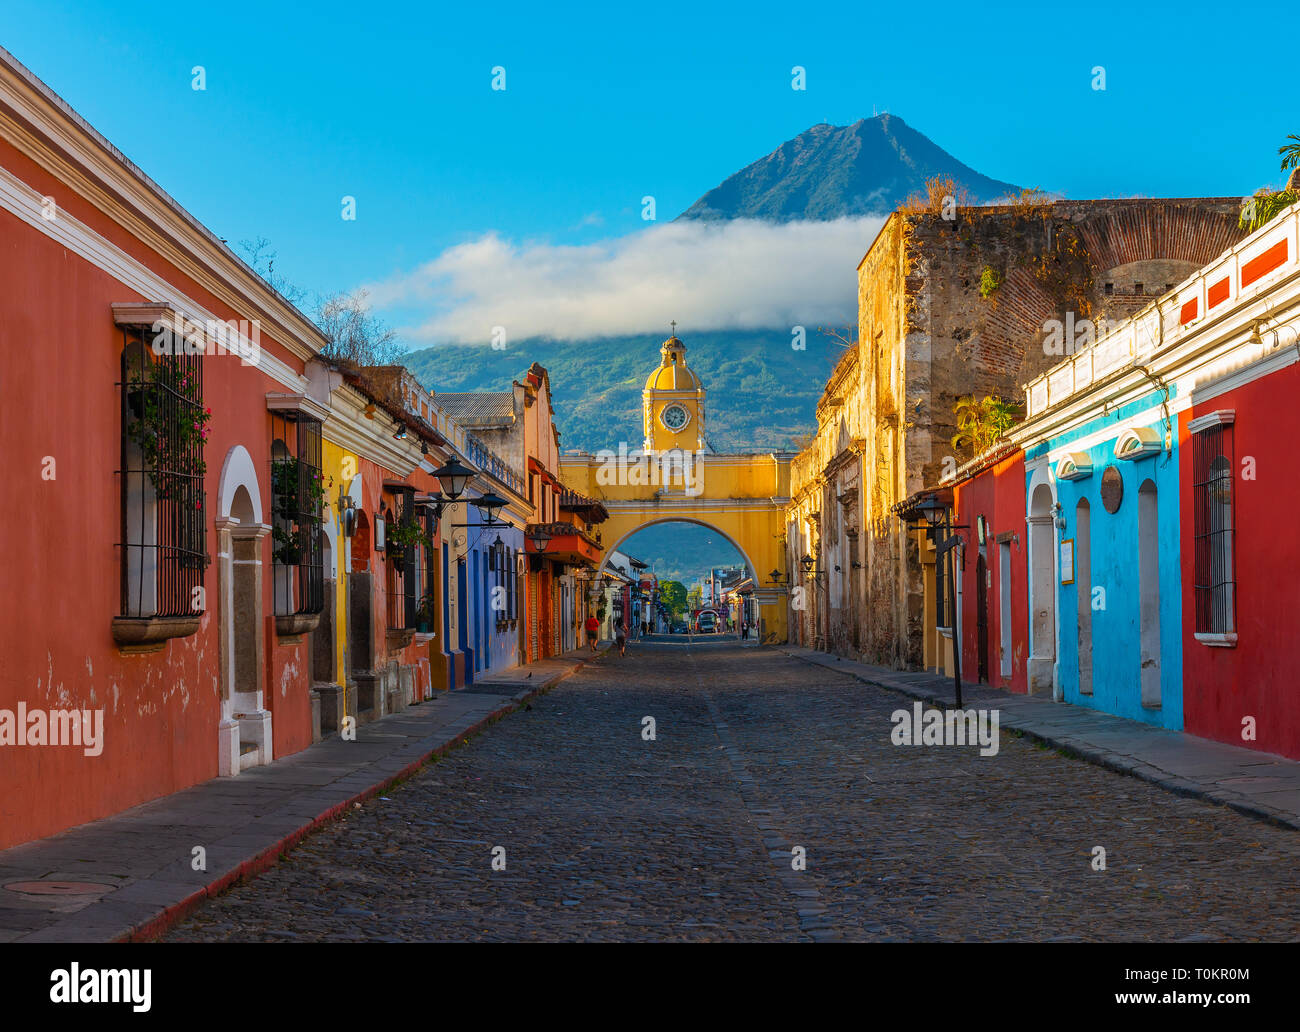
[0,51,344,847]
[1178,344,1300,758]
[952,446,1030,694]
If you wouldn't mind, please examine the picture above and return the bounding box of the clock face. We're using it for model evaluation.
[661,404,689,431]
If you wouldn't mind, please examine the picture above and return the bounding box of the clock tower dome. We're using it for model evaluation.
[643,329,707,453]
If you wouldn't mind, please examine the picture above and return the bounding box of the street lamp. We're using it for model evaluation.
[907,494,968,709]
[432,456,474,500]
[526,525,552,552]
[474,490,509,525]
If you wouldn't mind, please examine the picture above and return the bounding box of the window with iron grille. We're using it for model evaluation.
[385,488,420,629]
[120,329,209,619]
[488,539,500,622]
[1193,420,1235,636]
[414,508,436,634]
[270,411,325,617]
[508,546,516,618]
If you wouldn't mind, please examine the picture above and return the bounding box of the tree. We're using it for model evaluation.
[952,395,1020,456]
[238,237,308,306]
[1279,133,1300,174]
[314,289,406,367]
[1239,134,1300,231]
[657,580,688,617]
[237,239,406,368]
[686,585,703,612]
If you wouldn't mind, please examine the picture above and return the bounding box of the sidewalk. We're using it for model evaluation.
[783,646,1300,832]
[0,646,606,943]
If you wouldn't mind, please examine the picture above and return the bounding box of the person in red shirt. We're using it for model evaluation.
[584,614,600,653]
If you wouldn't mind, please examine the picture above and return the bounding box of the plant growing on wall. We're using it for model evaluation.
[1240,187,1298,232]
[951,395,1020,455]
[125,354,212,501]
[978,266,1004,299]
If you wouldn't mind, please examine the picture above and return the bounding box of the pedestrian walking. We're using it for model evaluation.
[616,622,627,657]
[585,614,600,653]
[742,620,749,640]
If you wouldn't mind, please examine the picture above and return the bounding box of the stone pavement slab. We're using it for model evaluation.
[782,646,1300,832]
[0,648,597,943]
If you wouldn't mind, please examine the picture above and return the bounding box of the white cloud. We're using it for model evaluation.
[364,216,885,344]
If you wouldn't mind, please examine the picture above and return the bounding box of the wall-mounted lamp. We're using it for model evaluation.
[474,490,509,526]
[1051,501,1066,530]
[393,423,408,441]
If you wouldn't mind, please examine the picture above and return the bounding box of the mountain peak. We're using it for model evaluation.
[678,115,1018,222]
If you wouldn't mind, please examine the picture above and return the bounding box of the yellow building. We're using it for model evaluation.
[560,333,793,642]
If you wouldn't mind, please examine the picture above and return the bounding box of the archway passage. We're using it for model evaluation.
[557,448,793,644]
[606,519,754,637]
[588,508,786,642]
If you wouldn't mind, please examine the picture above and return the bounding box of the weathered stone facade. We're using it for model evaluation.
[789,197,1246,670]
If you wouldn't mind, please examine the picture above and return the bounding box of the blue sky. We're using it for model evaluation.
[3,0,1292,342]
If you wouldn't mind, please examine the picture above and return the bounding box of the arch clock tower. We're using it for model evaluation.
[643,330,707,453]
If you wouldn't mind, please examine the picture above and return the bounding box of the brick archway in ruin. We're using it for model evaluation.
[968,200,1247,391]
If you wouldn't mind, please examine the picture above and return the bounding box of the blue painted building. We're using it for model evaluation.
[1023,393,1184,729]
[465,507,525,678]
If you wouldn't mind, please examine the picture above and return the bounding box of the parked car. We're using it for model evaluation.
[696,611,718,634]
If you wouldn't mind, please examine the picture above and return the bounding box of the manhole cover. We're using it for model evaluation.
[4,880,115,895]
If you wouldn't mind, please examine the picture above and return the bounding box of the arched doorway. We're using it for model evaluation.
[1138,479,1161,709]
[216,445,271,776]
[1076,499,1093,697]
[348,505,376,720]
[311,519,341,737]
[1027,479,1058,696]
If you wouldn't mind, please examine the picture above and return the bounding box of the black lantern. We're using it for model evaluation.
[800,553,816,574]
[474,490,509,525]
[432,456,475,500]
[526,525,552,552]
[913,494,947,530]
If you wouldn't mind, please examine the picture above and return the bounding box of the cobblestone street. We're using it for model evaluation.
[167,642,1300,942]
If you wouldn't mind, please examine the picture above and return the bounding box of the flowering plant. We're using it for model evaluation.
[125,355,211,502]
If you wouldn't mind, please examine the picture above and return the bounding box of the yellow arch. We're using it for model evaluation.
[559,451,793,642]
